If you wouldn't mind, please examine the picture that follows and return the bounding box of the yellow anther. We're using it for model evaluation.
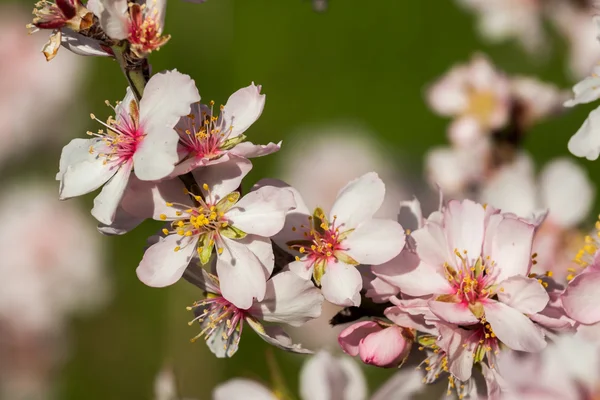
[162,228,169,235]
[174,246,181,252]
[159,214,167,220]
[203,183,209,190]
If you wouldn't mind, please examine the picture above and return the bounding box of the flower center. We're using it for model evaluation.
[572,216,600,280]
[466,89,497,125]
[289,211,346,263]
[88,100,144,165]
[127,3,170,56]
[444,250,498,305]
[187,294,245,344]
[176,101,235,160]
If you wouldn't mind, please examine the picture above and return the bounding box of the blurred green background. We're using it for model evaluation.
[5,0,598,398]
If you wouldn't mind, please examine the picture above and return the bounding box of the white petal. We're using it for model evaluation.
[288,259,314,280]
[227,186,296,236]
[60,29,112,57]
[192,156,253,202]
[222,83,266,138]
[120,175,192,220]
[136,235,196,287]
[217,237,268,309]
[246,317,312,354]
[483,300,546,352]
[57,138,98,180]
[97,205,144,235]
[213,379,276,400]
[320,262,362,307]
[370,370,424,400]
[229,141,281,158]
[445,199,486,265]
[330,172,385,229]
[95,0,129,39]
[135,70,200,180]
[240,234,275,277]
[182,265,221,295]
[59,140,118,199]
[437,324,476,381]
[250,271,323,326]
[343,219,405,265]
[539,158,594,228]
[204,317,240,358]
[564,66,600,107]
[497,276,549,315]
[91,161,133,225]
[490,217,535,282]
[568,106,600,160]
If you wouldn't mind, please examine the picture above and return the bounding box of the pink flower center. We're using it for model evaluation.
[444,250,499,305]
[289,212,346,265]
[88,100,144,165]
[187,294,246,344]
[127,3,170,56]
[176,101,234,160]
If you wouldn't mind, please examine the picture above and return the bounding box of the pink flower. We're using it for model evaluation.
[276,172,405,307]
[57,70,200,225]
[426,54,511,147]
[185,267,322,358]
[87,0,170,57]
[172,83,280,175]
[338,320,413,368]
[387,199,549,354]
[111,157,296,309]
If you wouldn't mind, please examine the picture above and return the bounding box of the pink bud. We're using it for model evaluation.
[358,326,411,368]
[338,320,382,356]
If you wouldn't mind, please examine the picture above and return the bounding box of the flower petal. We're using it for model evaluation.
[343,219,405,265]
[246,317,312,354]
[227,185,296,237]
[93,0,128,39]
[240,234,275,277]
[58,138,117,199]
[445,199,486,264]
[97,205,144,235]
[370,370,424,400]
[320,261,362,307]
[412,218,452,270]
[496,276,549,315]
[222,83,266,138]
[120,175,192,220]
[134,70,200,180]
[217,237,268,309]
[562,270,600,324]
[437,324,476,381]
[136,235,196,287]
[428,301,480,325]
[204,316,240,358]
[61,29,112,57]
[483,300,546,352]
[490,217,535,282]
[338,321,382,357]
[250,271,323,326]
[287,259,314,280]
[358,326,410,368]
[91,161,132,225]
[213,379,276,400]
[229,141,281,158]
[568,106,600,161]
[192,156,253,202]
[564,65,600,107]
[330,172,385,229]
[182,265,221,295]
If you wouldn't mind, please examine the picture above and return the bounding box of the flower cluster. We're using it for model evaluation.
[29,0,600,398]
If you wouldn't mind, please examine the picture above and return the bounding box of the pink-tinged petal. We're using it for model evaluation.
[320,261,362,307]
[490,217,535,282]
[192,156,253,202]
[250,271,323,326]
[229,141,281,159]
[426,69,469,116]
[149,0,167,28]
[378,254,452,298]
[217,236,268,309]
[483,213,503,258]
[330,172,385,230]
[272,187,312,249]
[245,317,312,354]
[483,300,546,352]
[445,199,486,264]
[384,306,438,335]
[120,176,191,220]
[97,205,144,235]
[428,301,479,325]
[58,139,117,199]
[448,116,483,147]
[222,83,266,138]
[562,270,600,324]
[365,275,400,303]
[412,220,452,270]
[497,276,549,314]
[213,379,276,400]
[343,219,405,265]
[287,259,314,280]
[182,265,221,295]
[94,0,128,39]
[204,318,240,358]
[241,235,274,277]
[568,107,600,161]
[437,324,475,381]
[91,161,132,225]
[136,235,195,287]
[338,321,382,356]
[358,326,411,368]
[134,70,200,181]
[299,351,367,400]
[61,30,112,57]
[370,369,425,400]
[227,186,296,237]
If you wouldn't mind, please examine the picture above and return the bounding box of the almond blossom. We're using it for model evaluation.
[57,69,199,225]
[275,172,405,307]
[87,0,170,57]
[213,351,424,400]
[185,267,322,358]
[172,83,280,176]
[114,157,296,309]
[380,199,550,379]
